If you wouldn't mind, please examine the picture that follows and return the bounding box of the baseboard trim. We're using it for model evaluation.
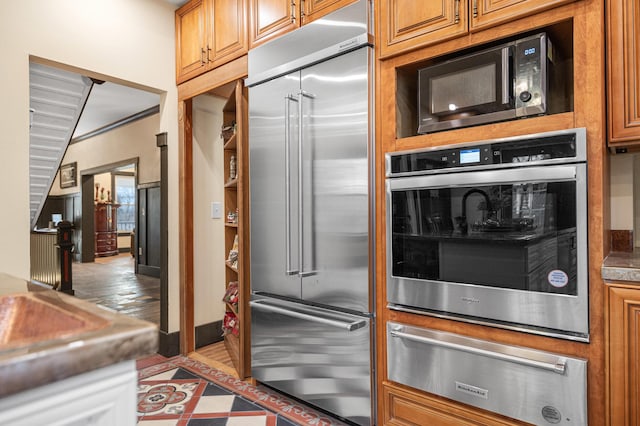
[158,330,180,357]
[138,264,160,278]
[196,320,223,349]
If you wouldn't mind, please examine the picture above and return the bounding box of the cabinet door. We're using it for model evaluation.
[470,0,577,31]
[176,0,207,83]
[383,383,530,425]
[303,0,357,24]
[607,285,640,425]
[249,0,299,48]
[379,0,467,58]
[210,0,248,66]
[607,0,640,145]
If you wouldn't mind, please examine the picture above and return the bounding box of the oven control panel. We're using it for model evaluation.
[388,130,581,176]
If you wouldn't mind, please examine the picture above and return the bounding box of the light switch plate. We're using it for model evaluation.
[211,201,222,219]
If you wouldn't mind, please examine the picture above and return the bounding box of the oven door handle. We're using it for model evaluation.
[387,164,581,191]
[390,329,567,375]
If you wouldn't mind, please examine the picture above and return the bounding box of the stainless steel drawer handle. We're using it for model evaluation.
[390,330,566,375]
[251,300,367,331]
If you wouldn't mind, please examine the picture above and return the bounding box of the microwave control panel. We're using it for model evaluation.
[388,131,579,175]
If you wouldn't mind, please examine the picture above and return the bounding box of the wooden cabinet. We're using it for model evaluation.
[221,80,250,378]
[606,0,640,147]
[248,0,356,48]
[95,203,118,257]
[379,0,577,58]
[383,383,530,425]
[176,0,247,84]
[606,283,640,425]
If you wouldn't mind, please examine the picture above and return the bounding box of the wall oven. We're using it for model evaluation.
[386,128,588,341]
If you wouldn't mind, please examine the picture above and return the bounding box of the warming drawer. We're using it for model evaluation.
[387,322,587,425]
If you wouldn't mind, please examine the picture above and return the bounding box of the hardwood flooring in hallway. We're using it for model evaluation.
[72,253,239,377]
[72,253,160,325]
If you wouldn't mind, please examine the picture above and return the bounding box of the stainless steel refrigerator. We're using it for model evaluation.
[245,1,374,424]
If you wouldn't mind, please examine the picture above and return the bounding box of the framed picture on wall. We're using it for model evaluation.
[60,162,77,188]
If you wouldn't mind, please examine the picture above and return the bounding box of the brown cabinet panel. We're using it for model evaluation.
[379,0,577,58]
[379,0,467,58]
[471,0,576,31]
[211,0,248,66]
[304,0,357,23]
[176,0,207,83]
[176,0,248,84]
[607,284,640,425]
[383,383,531,425]
[607,0,640,146]
[249,0,298,48]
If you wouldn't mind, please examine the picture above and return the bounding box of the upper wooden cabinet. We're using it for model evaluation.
[606,0,640,147]
[379,0,577,58]
[249,0,356,48]
[176,0,247,84]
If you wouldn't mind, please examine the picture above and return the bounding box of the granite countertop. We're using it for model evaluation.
[0,273,158,398]
[602,251,640,282]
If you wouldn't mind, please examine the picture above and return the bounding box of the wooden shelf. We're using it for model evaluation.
[225,222,238,228]
[226,302,238,315]
[225,260,238,272]
[224,134,237,150]
[224,178,238,188]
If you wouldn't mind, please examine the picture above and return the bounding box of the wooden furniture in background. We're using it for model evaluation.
[222,80,251,378]
[94,203,119,257]
[175,0,247,84]
[379,0,578,58]
[606,0,640,147]
[606,282,640,425]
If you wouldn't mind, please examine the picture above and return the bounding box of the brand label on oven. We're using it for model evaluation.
[455,381,488,399]
[547,270,569,288]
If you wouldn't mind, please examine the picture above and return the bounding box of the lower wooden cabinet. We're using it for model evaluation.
[606,283,640,425]
[383,382,530,426]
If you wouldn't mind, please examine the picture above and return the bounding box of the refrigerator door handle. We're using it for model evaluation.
[298,90,316,277]
[250,300,367,331]
[284,94,299,276]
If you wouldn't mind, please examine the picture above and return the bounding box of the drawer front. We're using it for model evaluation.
[387,322,587,425]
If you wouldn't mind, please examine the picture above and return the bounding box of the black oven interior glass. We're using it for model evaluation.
[391,180,577,295]
[386,129,588,340]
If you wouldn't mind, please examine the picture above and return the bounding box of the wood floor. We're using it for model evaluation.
[72,253,238,375]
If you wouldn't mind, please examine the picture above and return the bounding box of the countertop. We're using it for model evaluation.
[0,273,158,398]
[602,251,640,282]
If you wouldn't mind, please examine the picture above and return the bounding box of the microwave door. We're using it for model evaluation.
[418,46,514,134]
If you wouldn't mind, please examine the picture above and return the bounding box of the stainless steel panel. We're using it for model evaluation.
[251,295,372,425]
[385,162,589,340]
[249,72,302,299]
[387,322,587,425]
[299,48,371,313]
[246,0,371,87]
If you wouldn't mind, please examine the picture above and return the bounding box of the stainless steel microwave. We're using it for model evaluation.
[418,33,563,134]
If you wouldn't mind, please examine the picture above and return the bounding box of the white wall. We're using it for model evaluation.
[610,154,635,231]
[192,95,227,327]
[0,0,181,332]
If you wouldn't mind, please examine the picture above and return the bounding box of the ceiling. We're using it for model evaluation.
[74,82,160,138]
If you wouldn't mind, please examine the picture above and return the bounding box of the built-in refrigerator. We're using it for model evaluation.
[245,1,374,424]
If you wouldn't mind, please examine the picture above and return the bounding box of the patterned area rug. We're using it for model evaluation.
[136,355,349,426]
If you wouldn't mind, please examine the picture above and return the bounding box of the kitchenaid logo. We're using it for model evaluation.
[461,296,480,304]
[455,381,488,399]
[339,39,358,50]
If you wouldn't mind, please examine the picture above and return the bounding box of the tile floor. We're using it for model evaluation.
[137,355,349,426]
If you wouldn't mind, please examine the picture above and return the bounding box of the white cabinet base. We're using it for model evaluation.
[0,361,137,426]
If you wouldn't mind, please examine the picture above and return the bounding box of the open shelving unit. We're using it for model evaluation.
[221,80,250,378]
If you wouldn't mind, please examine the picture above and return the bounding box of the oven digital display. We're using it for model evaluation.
[460,148,480,164]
